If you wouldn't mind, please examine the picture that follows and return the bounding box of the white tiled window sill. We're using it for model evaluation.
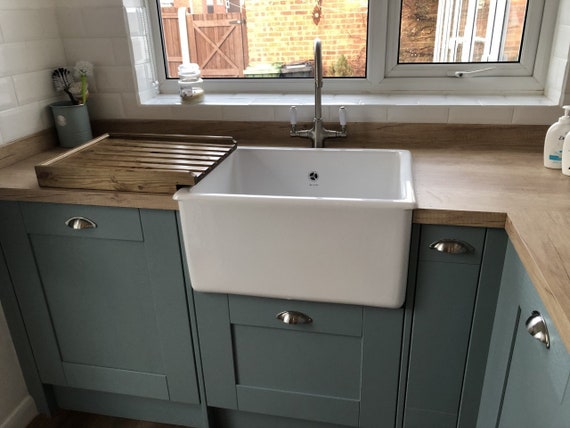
[139,93,561,125]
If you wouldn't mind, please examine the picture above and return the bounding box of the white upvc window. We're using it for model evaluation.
[143,0,559,96]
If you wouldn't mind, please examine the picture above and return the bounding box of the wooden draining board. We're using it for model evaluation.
[35,133,237,194]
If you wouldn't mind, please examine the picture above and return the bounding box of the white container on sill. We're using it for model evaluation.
[178,63,203,103]
[178,62,201,81]
[179,78,204,103]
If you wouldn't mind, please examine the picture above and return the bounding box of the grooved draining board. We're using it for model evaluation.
[35,133,237,194]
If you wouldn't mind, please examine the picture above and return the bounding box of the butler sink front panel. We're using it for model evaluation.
[175,146,416,308]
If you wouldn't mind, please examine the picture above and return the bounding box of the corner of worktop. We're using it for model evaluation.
[412,208,507,228]
[505,212,570,355]
[0,128,59,169]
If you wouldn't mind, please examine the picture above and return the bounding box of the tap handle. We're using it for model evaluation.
[290,106,298,125]
[339,106,347,126]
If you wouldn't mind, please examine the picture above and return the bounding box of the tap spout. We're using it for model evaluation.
[314,38,323,121]
[289,38,347,148]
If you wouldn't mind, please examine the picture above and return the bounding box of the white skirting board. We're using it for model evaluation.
[0,395,37,428]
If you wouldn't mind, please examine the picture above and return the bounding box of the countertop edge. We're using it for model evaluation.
[1,129,569,355]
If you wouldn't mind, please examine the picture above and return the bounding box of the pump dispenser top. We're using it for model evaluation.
[544,105,570,169]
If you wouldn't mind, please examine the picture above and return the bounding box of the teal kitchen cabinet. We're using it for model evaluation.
[0,202,203,423]
[477,242,570,428]
[402,226,507,428]
[194,293,404,427]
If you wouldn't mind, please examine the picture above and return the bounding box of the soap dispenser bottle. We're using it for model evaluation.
[562,128,570,176]
[544,105,570,169]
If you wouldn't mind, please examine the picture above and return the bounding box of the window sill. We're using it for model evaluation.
[138,93,560,125]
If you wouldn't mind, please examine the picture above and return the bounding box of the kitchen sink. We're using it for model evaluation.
[174,146,416,308]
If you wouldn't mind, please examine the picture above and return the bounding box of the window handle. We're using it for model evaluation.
[447,67,495,78]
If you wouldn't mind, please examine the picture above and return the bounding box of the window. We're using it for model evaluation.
[157,0,369,79]
[400,0,528,64]
[148,0,557,94]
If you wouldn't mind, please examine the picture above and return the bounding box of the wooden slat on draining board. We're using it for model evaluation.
[35,133,237,194]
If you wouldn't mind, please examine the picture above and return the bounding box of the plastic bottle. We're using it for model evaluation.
[562,127,570,176]
[178,63,204,103]
[544,105,570,169]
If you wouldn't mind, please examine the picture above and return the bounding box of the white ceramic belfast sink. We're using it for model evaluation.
[174,146,416,308]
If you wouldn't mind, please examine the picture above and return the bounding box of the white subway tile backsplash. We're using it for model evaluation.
[134,62,155,92]
[129,35,149,65]
[86,92,125,120]
[56,7,86,38]
[0,9,59,43]
[63,38,116,66]
[0,42,30,76]
[122,0,145,8]
[221,105,275,121]
[512,106,562,125]
[124,7,146,37]
[27,39,66,71]
[81,7,127,38]
[167,104,224,121]
[448,106,515,124]
[95,66,134,93]
[56,0,121,7]
[0,99,53,142]
[545,57,568,102]
[342,105,388,123]
[0,0,568,146]
[112,37,132,66]
[274,104,314,123]
[0,0,56,10]
[558,0,570,27]
[387,106,449,123]
[121,93,173,120]
[13,70,58,104]
[0,77,17,109]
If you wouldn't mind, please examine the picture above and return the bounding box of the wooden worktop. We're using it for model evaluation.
[1,123,570,355]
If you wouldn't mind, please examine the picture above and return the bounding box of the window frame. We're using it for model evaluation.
[147,0,559,96]
[385,0,544,77]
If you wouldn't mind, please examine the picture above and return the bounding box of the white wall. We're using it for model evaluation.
[0,0,569,147]
[0,0,65,146]
[0,303,37,428]
[0,1,62,424]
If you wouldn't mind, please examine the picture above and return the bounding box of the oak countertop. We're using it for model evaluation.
[1,128,569,354]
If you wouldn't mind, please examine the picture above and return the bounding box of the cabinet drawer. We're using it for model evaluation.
[20,202,143,241]
[228,294,363,337]
[518,267,570,403]
[419,225,485,265]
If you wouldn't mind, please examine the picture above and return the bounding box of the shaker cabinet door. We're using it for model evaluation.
[496,245,570,428]
[404,226,506,428]
[478,242,570,428]
[195,293,403,428]
[0,202,199,404]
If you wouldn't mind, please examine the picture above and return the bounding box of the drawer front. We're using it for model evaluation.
[228,294,363,337]
[419,225,486,265]
[20,202,143,241]
[196,292,402,427]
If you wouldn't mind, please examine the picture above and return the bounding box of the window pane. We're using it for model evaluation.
[159,0,368,79]
[398,0,528,64]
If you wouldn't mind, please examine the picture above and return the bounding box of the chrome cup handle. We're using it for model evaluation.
[525,311,550,349]
[65,217,97,230]
[276,310,313,325]
[429,239,474,254]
